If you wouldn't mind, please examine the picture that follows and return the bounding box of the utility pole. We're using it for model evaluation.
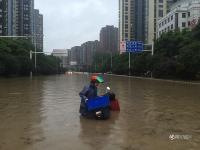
[110,51,113,73]
[34,34,37,70]
[30,50,33,78]
[129,52,131,76]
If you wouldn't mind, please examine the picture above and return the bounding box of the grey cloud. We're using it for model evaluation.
[35,0,118,51]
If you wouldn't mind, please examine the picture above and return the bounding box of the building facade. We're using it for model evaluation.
[52,49,68,68]
[157,0,200,38]
[81,41,100,67]
[119,0,174,52]
[135,0,146,42]
[33,9,43,50]
[146,0,168,44]
[100,25,118,53]
[70,46,82,67]
[0,0,43,51]
[18,0,34,36]
[119,0,135,43]
[0,0,35,37]
[0,0,9,35]
[0,0,4,35]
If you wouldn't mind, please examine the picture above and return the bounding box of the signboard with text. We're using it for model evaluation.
[120,41,144,53]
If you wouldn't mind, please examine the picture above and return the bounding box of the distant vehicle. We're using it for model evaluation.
[66,71,73,75]
[83,72,89,75]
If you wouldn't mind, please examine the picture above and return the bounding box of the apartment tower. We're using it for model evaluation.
[119,0,173,51]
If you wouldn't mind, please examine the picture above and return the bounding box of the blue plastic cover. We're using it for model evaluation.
[86,96,110,111]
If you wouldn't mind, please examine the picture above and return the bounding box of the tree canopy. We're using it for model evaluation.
[91,23,200,80]
[0,38,62,76]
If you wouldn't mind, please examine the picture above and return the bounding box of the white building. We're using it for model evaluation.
[157,0,200,38]
[52,49,68,68]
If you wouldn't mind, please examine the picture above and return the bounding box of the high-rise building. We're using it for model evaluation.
[135,0,146,42]
[119,0,175,51]
[119,0,135,42]
[81,40,100,67]
[100,25,118,53]
[0,0,3,35]
[119,0,147,43]
[19,0,34,36]
[33,9,43,50]
[0,0,43,51]
[70,46,82,66]
[146,0,169,44]
[0,0,7,35]
[0,0,34,36]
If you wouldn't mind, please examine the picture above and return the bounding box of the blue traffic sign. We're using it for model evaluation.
[126,41,144,52]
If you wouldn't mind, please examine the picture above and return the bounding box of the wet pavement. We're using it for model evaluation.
[0,74,200,150]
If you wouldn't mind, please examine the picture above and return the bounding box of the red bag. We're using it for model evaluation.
[110,99,120,111]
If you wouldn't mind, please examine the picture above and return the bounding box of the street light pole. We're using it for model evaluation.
[129,52,131,76]
[34,34,37,69]
[30,50,33,78]
[110,51,113,73]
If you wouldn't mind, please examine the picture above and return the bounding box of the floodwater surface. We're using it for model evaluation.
[0,74,200,150]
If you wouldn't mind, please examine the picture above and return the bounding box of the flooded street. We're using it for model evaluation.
[0,74,200,150]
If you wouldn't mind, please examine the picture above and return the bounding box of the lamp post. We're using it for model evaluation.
[110,51,113,73]
[129,52,131,76]
[34,34,37,69]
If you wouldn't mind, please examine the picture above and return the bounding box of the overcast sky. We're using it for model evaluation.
[35,0,118,52]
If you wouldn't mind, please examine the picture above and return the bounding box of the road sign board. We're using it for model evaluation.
[126,41,144,52]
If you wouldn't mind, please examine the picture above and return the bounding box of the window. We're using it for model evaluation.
[182,13,186,18]
[188,12,190,17]
[171,15,173,20]
[182,22,186,27]
[159,10,163,17]
[159,0,163,3]
[171,24,173,29]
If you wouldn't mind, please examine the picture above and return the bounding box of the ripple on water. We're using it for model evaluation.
[0,75,200,150]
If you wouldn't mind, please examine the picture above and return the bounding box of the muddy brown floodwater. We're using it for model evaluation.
[0,74,200,150]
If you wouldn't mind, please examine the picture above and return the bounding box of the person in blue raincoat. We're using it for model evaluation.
[79,75,104,116]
